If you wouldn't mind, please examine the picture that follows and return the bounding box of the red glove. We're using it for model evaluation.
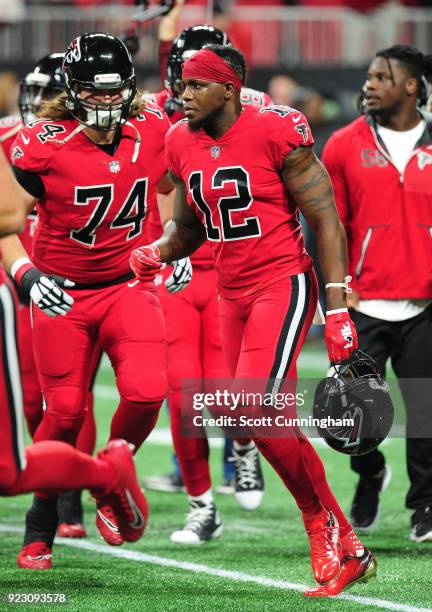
[130,245,162,281]
[324,309,358,363]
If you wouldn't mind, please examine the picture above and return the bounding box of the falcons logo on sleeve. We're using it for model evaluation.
[295,123,310,144]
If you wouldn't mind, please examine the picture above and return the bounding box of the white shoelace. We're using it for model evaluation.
[184,503,214,533]
[232,448,259,489]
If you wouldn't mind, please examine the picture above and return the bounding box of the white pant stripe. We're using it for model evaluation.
[0,282,26,470]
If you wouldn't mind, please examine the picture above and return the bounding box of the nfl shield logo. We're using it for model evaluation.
[109,160,121,173]
[210,146,220,160]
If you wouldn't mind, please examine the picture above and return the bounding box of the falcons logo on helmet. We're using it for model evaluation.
[65,37,82,64]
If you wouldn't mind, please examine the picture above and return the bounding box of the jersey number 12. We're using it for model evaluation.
[188,167,261,241]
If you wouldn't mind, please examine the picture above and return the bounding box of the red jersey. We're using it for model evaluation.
[0,116,23,158]
[322,114,432,299]
[12,106,170,284]
[0,116,37,256]
[166,104,313,298]
[146,88,273,270]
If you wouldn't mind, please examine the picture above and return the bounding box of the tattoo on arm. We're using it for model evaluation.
[282,147,335,222]
[283,147,349,307]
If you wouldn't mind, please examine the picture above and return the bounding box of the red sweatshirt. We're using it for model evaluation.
[322,114,432,300]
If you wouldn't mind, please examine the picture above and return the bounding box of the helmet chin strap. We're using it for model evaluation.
[125,121,141,163]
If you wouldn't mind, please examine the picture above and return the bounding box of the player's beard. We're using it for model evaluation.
[188,106,224,133]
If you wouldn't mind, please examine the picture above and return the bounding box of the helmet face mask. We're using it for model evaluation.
[166,25,230,108]
[19,53,65,124]
[63,33,136,131]
[313,350,394,456]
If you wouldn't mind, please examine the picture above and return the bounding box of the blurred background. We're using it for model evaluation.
[0,0,431,155]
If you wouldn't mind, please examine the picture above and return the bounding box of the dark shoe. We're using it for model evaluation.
[170,500,223,544]
[410,507,432,542]
[141,472,185,493]
[350,464,391,532]
[231,444,264,510]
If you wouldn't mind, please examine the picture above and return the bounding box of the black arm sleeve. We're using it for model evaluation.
[12,166,46,199]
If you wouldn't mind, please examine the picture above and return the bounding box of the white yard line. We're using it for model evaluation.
[0,525,429,612]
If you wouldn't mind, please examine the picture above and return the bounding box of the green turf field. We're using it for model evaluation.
[1,342,431,612]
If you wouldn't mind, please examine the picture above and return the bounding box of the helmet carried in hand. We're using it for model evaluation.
[313,350,394,456]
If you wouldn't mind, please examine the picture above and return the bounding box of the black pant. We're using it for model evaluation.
[350,305,432,512]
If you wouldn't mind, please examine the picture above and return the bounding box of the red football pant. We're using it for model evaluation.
[0,274,115,499]
[32,281,166,452]
[17,302,43,437]
[4,442,115,497]
[17,300,100,455]
[159,267,229,496]
[219,270,350,527]
[0,275,27,491]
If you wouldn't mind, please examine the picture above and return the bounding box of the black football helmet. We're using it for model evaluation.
[313,350,394,456]
[63,32,136,131]
[165,25,230,112]
[19,53,65,125]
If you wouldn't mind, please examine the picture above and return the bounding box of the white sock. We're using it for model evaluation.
[189,488,213,505]
[233,440,255,451]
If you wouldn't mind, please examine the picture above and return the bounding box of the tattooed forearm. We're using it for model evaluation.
[283,146,350,309]
[282,147,336,223]
[289,167,327,195]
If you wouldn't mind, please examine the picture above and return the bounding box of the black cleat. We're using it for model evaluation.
[410,507,432,542]
[170,501,223,544]
[141,472,185,493]
[350,464,391,532]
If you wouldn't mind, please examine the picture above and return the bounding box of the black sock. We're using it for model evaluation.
[23,495,58,547]
[57,491,83,524]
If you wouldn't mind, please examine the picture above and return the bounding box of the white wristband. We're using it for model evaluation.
[325,275,353,294]
[10,257,32,279]
[326,308,349,316]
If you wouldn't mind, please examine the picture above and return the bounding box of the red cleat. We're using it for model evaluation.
[96,502,124,546]
[56,523,87,538]
[340,529,365,559]
[304,549,377,597]
[95,440,148,544]
[17,542,52,570]
[304,509,340,584]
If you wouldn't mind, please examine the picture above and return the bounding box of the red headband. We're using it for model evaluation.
[182,49,242,92]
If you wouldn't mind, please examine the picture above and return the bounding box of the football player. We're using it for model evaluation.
[130,45,375,594]
[0,52,101,538]
[0,146,148,568]
[2,32,172,568]
[141,19,273,541]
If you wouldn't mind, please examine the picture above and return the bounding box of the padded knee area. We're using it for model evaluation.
[34,386,87,444]
[117,369,167,404]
